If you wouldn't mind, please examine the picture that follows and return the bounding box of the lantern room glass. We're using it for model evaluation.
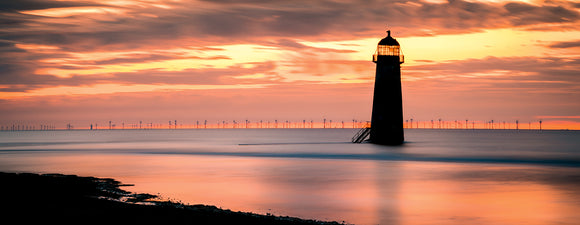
[377,45,400,56]
[373,45,404,63]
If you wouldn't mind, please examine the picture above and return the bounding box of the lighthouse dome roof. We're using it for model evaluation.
[378,30,400,46]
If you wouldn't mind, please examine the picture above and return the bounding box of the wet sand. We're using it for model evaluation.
[0,172,341,225]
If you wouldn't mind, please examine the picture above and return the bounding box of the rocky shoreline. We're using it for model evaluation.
[1,172,342,225]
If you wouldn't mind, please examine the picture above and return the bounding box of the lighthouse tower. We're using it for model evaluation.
[370,30,405,145]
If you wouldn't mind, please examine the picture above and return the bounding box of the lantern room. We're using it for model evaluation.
[373,30,404,64]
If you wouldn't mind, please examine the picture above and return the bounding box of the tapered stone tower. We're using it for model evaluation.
[370,30,404,145]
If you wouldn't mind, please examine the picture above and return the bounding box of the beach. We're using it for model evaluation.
[1,172,341,225]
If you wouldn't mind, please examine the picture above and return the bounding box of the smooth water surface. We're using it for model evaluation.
[1,129,579,225]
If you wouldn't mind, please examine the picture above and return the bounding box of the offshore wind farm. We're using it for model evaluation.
[0,118,549,131]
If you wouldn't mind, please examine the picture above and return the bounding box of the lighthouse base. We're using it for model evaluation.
[369,126,404,145]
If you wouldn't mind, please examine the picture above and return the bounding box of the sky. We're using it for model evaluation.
[1,0,579,129]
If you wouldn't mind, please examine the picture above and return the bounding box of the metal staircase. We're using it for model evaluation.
[351,124,371,143]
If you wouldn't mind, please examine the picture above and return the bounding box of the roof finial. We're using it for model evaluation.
[387,30,391,37]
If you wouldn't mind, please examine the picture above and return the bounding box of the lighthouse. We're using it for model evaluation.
[369,30,405,145]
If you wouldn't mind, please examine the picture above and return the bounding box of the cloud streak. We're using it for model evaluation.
[3,1,578,49]
[549,40,580,48]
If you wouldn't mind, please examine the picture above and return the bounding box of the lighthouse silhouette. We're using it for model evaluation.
[370,30,405,145]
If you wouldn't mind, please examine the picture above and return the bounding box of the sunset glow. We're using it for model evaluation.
[1,0,579,129]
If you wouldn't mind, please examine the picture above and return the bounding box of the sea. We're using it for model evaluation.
[1,128,579,225]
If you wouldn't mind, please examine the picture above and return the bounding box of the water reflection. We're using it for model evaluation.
[2,152,578,224]
[1,129,579,224]
[392,163,580,225]
[373,160,402,225]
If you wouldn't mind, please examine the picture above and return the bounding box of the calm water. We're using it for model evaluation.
[1,129,579,225]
